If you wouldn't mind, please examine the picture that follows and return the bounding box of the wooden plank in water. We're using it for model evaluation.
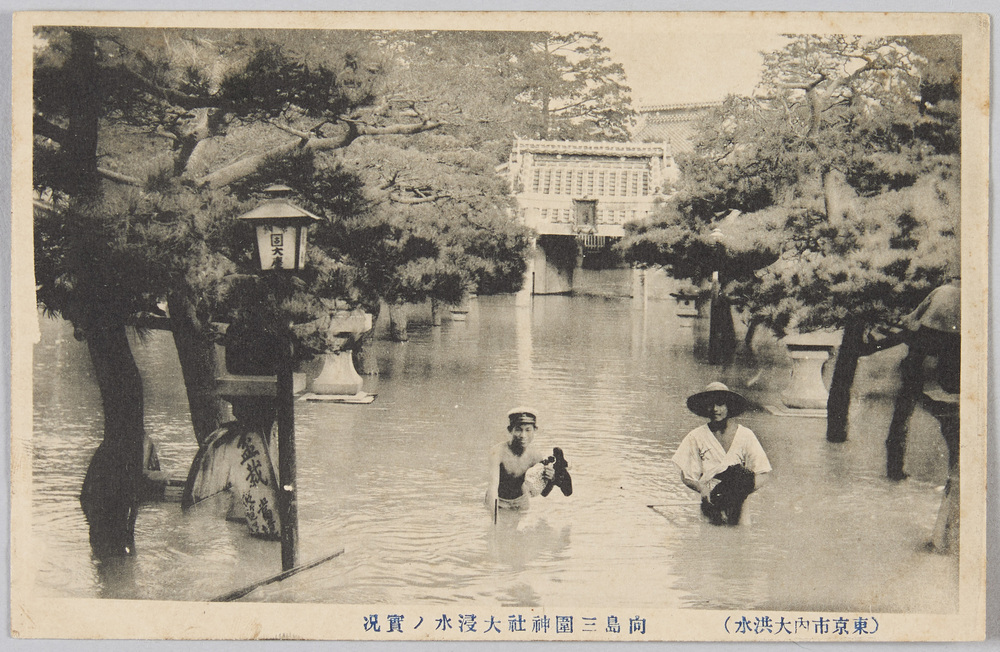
[647,502,700,509]
[210,548,346,602]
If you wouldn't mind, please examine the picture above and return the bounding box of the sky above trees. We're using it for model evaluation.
[600,31,790,106]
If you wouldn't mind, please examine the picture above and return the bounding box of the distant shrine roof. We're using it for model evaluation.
[638,101,722,115]
[634,101,722,153]
[512,139,669,159]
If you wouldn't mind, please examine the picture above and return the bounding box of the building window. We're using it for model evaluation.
[543,170,551,194]
[620,172,628,196]
[575,200,597,229]
[597,171,605,195]
[532,169,540,193]
[641,171,649,196]
[563,208,571,222]
[541,208,549,221]
[553,170,562,195]
[609,172,616,196]
[631,171,639,196]
[587,171,594,195]
[576,171,584,195]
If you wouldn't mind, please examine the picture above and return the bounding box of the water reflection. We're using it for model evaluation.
[487,513,572,608]
[31,295,957,611]
[488,513,572,570]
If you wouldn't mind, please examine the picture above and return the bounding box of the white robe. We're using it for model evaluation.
[670,424,771,490]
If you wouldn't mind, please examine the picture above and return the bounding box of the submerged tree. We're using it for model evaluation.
[620,34,961,442]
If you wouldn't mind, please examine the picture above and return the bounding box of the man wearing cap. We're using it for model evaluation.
[485,408,554,512]
[671,382,771,525]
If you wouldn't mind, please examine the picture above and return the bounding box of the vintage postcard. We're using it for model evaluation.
[10,10,989,641]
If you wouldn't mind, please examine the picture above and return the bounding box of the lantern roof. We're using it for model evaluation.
[237,200,322,223]
[263,183,294,193]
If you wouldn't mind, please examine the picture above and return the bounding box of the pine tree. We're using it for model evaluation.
[31,27,525,555]
[520,31,636,141]
[620,35,960,442]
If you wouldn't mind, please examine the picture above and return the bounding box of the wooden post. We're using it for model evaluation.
[431,298,442,327]
[631,268,647,311]
[708,271,736,365]
[276,334,298,571]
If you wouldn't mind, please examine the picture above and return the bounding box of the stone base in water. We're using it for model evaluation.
[764,404,828,419]
[300,391,376,404]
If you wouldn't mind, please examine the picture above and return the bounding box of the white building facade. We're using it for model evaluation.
[507,139,675,239]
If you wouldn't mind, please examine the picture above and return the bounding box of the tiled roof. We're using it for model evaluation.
[512,139,668,158]
[634,102,721,154]
[635,121,701,153]
[638,101,723,113]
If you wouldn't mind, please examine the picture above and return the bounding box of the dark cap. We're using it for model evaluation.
[507,407,538,428]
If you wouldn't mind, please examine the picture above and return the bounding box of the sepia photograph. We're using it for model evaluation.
[9,10,990,641]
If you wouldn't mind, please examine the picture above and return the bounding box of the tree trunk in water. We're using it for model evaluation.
[388,303,409,342]
[168,292,225,445]
[79,324,145,558]
[431,298,442,327]
[884,341,924,479]
[826,321,866,443]
[353,304,381,376]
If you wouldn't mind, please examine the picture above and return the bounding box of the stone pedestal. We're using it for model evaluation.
[671,291,700,319]
[450,296,474,322]
[309,351,364,396]
[778,332,841,412]
[214,343,307,398]
[782,348,831,409]
[306,309,373,399]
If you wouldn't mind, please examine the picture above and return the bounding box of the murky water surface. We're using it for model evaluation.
[31,293,957,611]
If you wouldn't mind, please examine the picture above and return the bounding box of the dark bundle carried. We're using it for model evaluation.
[703,464,755,525]
[541,447,572,497]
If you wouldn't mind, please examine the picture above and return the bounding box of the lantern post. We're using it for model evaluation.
[707,227,736,365]
[237,196,321,571]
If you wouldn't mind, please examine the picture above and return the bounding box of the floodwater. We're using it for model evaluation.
[29,290,958,611]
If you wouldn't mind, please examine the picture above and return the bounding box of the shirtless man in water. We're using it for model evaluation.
[485,408,553,511]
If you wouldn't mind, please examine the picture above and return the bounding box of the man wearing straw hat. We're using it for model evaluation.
[672,382,771,525]
[485,407,555,513]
